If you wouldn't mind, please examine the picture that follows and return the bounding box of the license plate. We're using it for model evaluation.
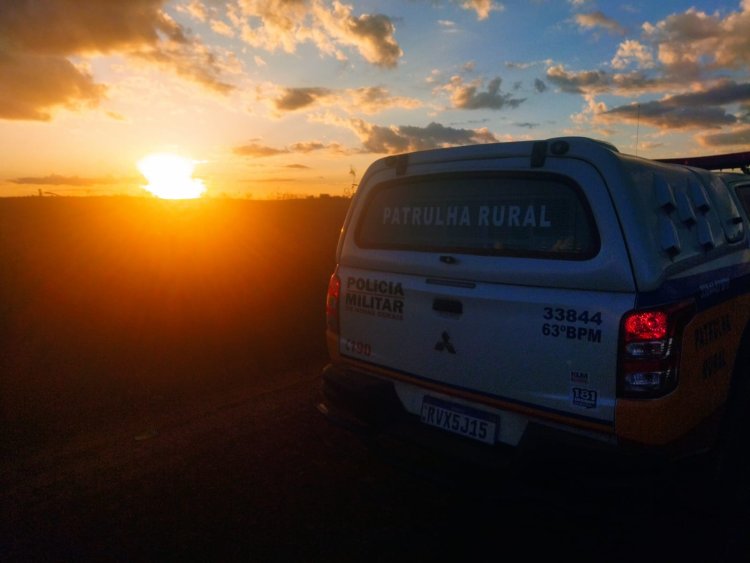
[420,396,497,445]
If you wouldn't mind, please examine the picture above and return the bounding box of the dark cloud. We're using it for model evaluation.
[0,0,232,121]
[546,64,659,96]
[574,11,626,35]
[233,143,289,157]
[533,78,547,93]
[233,139,344,157]
[274,88,333,111]
[268,85,420,115]
[1,0,185,55]
[351,120,498,154]
[289,141,327,153]
[603,80,750,129]
[448,77,526,110]
[699,126,750,147]
[10,174,121,186]
[667,80,750,107]
[605,102,735,129]
[346,12,402,68]
[546,65,609,94]
[0,54,106,121]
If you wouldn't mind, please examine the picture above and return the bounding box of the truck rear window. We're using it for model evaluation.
[356,172,599,259]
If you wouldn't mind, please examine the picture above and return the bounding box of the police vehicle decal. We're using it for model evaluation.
[343,275,405,321]
[636,262,750,309]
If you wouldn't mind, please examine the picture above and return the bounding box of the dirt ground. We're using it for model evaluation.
[3,362,750,562]
[1,198,748,561]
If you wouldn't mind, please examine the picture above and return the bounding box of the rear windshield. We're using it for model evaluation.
[734,183,750,216]
[356,172,599,259]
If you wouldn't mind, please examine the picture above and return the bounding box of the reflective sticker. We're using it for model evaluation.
[572,387,598,409]
[570,371,589,385]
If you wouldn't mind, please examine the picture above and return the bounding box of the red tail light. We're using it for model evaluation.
[325,271,341,334]
[618,301,694,398]
[624,311,668,341]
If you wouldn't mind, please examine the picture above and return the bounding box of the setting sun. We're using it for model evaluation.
[137,154,206,200]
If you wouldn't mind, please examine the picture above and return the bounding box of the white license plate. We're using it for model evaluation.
[420,396,497,445]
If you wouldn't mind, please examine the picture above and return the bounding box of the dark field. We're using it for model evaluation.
[0,197,349,442]
[1,197,749,562]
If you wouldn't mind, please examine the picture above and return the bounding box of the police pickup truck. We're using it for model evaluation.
[320,137,750,500]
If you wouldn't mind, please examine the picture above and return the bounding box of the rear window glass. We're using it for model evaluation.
[356,172,599,259]
[734,184,750,216]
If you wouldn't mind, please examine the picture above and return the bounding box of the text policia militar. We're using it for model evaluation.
[381,204,552,228]
[344,276,404,320]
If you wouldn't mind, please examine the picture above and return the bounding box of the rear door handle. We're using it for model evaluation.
[433,298,463,315]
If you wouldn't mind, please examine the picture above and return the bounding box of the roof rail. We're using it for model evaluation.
[656,151,750,174]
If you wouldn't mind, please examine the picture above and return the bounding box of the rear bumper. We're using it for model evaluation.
[319,363,665,476]
[319,363,518,481]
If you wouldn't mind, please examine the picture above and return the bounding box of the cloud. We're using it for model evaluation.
[574,11,626,35]
[551,3,750,115]
[269,85,421,115]
[335,9,402,68]
[546,65,610,94]
[288,141,327,153]
[1,0,187,56]
[600,80,750,130]
[233,142,290,157]
[505,59,553,71]
[235,0,402,68]
[459,1,504,21]
[274,87,334,111]
[233,139,346,157]
[546,64,661,96]
[350,86,422,113]
[698,126,750,147]
[349,119,498,154]
[438,20,459,32]
[440,75,526,110]
[533,78,547,93]
[132,42,236,95]
[611,39,654,70]
[0,55,106,121]
[10,174,121,186]
[643,6,750,74]
[604,102,735,129]
[0,0,234,120]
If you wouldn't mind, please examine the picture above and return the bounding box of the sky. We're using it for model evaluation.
[1,0,750,198]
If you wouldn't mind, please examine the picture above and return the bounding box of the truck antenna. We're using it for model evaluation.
[635,102,640,157]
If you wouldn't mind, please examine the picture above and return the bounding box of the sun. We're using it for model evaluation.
[137,153,206,199]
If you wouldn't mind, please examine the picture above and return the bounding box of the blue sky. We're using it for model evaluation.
[1,0,749,197]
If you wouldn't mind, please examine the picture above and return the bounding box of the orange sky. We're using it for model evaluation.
[2,0,750,198]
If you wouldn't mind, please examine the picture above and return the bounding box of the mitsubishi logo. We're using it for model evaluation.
[434,331,456,354]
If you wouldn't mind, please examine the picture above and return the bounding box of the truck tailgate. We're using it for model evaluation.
[338,267,635,426]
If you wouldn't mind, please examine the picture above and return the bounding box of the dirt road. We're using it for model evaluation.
[2,363,748,562]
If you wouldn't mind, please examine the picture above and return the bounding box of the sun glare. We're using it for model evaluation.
[137,153,206,199]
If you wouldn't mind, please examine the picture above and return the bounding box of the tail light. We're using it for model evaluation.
[618,301,694,398]
[325,270,341,334]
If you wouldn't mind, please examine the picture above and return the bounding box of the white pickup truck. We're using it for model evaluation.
[320,137,750,503]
